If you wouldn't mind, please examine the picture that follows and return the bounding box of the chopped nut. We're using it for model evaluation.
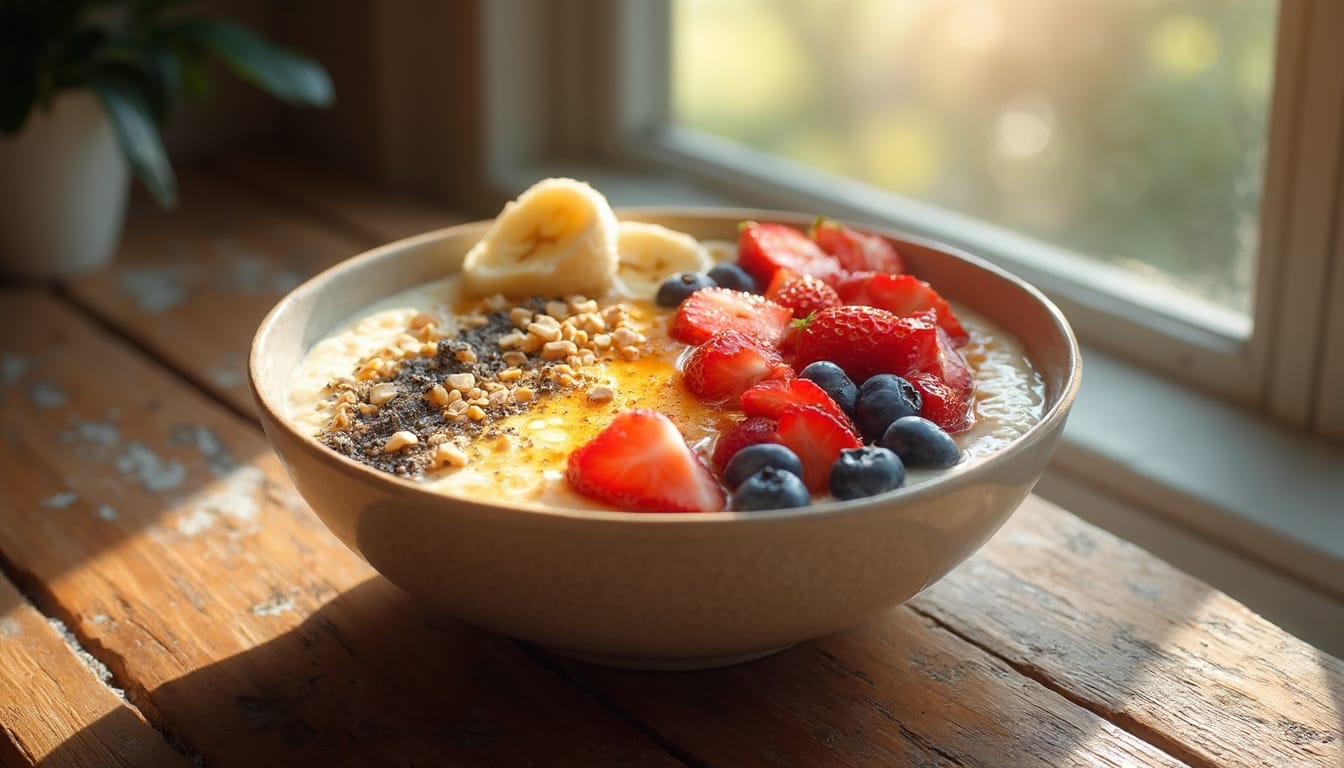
[592,333,612,351]
[498,330,526,349]
[446,373,476,390]
[383,430,419,453]
[587,385,615,404]
[466,404,487,421]
[513,387,535,403]
[546,300,570,319]
[498,368,523,382]
[426,384,450,406]
[419,342,438,357]
[612,327,640,348]
[488,389,511,407]
[542,340,579,360]
[358,403,379,416]
[569,297,599,314]
[448,399,469,414]
[510,307,534,328]
[433,442,469,468]
[619,346,641,361]
[527,321,562,343]
[503,351,528,367]
[520,334,544,354]
[454,347,478,363]
[410,312,439,329]
[369,382,399,406]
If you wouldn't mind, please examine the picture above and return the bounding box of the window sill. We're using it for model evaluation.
[492,161,1344,654]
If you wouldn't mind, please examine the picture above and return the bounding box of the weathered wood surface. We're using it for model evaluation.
[206,152,468,244]
[0,573,190,768]
[912,507,1344,768]
[2,161,1340,767]
[0,292,683,767]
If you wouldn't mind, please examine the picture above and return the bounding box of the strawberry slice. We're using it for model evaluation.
[682,329,792,405]
[791,305,940,385]
[765,269,841,319]
[810,219,906,275]
[739,378,857,437]
[566,409,726,512]
[738,221,846,287]
[907,372,974,434]
[836,273,969,344]
[711,415,779,471]
[670,287,794,347]
[774,405,862,492]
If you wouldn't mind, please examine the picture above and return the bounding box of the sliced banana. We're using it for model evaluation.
[462,178,619,299]
[614,221,712,299]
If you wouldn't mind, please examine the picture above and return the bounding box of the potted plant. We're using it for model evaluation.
[0,0,334,280]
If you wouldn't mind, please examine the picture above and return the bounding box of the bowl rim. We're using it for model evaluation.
[249,205,1081,526]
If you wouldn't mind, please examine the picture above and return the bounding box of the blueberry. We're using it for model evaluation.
[880,415,961,469]
[731,467,811,511]
[656,272,717,307]
[798,361,858,416]
[723,443,805,490]
[707,263,758,293]
[829,446,905,500]
[854,374,923,443]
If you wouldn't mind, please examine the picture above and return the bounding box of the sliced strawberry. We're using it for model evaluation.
[836,273,969,344]
[738,221,846,287]
[765,269,841,319]
[922,327,974,396]
[810,219,906,275]
[774,405,862,492]
[907,372,974,434]
[711,415,779,472]
[566,409,726,512]
[682,329,791,405]
[739,378,856,437]
[791,305,940,385]
[670,286,794,347]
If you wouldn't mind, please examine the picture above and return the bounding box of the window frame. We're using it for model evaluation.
[484,0,1344,439]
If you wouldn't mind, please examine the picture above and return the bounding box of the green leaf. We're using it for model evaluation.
[173,20,333,107]
[90,74,178,209]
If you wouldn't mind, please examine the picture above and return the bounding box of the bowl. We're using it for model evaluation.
[249,208,1081,669]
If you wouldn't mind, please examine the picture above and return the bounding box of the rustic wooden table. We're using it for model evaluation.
[1,159,1340,767]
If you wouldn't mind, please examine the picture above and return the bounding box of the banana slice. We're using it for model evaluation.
[462,178,620,299]
[614,221,712,299]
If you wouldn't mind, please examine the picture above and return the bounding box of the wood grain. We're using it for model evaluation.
[206,152,468,245]
[558,605,1188,767]
[0,291,683,767]
[61,174,367,419]
[912,502,1344,768]
[0,573,190,768]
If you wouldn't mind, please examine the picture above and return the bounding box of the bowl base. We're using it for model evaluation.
[545,643,796,671]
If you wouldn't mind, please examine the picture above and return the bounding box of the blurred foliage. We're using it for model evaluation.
[1,0,334,208]
[673,0,1276,312]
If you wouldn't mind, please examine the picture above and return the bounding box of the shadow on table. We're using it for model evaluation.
[36,576,683,768]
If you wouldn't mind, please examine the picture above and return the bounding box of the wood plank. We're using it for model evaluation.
[911,497,1344,768]
[558,607,1188,767]
[61,174,370,419]
[206,152,468,244]
[0,290,683,767]
[0,573,190,768]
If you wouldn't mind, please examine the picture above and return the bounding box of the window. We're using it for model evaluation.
[481,0,1344,442]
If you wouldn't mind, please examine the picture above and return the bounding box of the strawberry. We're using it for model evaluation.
[566,409,726,512]
[711,415,779,471]
[739,378,856,437]
[791,305,940,385]
[810,219,906,275]
[765,269,841,319]
[907,372,974,434]
[670,287,794,347]
[774,405,862,492]
[738,221,846,287]
[836,273,968,344]
[682,329,792,405]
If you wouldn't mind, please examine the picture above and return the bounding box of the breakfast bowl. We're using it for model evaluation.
[249,202,1080,670]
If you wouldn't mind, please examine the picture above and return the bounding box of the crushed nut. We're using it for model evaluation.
[433,442,469,468]
[369,382,399,406]
[587,385,615,404]
[383,430,419,453]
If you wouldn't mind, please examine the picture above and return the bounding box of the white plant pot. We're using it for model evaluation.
[0,90,131,280]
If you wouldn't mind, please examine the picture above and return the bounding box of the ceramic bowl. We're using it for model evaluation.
[249,208,1081,669]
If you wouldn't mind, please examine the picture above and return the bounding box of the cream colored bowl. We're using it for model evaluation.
[250,209,1081,669]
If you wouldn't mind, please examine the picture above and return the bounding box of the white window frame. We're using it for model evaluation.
[485,0,1344,441]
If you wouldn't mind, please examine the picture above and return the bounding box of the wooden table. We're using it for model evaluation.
[1,158,1340,768]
